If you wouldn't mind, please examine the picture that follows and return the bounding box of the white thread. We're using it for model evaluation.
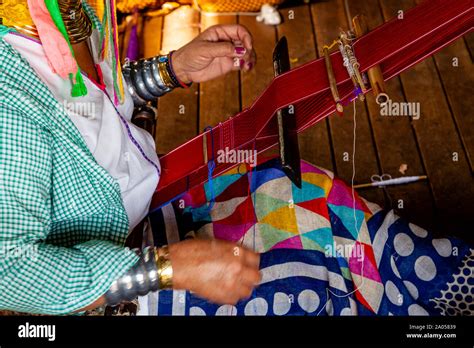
[340,49,354,77]
[317,99,366,316]
[351,99,358,234]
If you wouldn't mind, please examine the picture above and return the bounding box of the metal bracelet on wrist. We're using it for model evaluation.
[104,246,172,307]
[156,246,173,289]
[168,51,190,88]
[123,56,174,107]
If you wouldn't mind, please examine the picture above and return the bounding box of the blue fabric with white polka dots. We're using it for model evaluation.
[150,211,472,316]
[371,211,472,316]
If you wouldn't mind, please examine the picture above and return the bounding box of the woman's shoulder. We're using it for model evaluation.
[0,40,53,150]
[0,37,62,132]
[0,34,22,69]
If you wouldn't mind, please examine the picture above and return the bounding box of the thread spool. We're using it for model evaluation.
[323,47,344,113]
[352,15,388,104]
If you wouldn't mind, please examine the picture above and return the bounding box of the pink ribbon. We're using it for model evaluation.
[27,0,78,79]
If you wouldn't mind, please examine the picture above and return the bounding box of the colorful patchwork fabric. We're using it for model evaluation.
[143,159,473,316]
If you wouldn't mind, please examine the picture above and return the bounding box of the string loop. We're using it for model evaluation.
[203,126,216,214]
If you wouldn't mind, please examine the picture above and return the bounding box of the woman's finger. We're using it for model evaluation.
[237,284,255,301]
[231,58,246,71]
[200,24,253,50]
[200,41,237,58]
[243,249,261,268]
[241,267,262,287]
[244,50,257,71]
[199,41,251,60]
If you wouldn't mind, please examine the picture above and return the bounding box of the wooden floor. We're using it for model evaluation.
[121,0,474,243]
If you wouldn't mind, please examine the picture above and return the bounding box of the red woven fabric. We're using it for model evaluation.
[151,0,473,210]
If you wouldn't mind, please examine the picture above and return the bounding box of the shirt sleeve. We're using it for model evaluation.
[0,104,139,315]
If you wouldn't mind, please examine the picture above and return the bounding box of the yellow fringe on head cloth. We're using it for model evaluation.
[194,0,284,13]
[86,0,106,19]
[0,0,36,34]
[99,0,125,104]
[117,0,188,13]
[116,0,283,14]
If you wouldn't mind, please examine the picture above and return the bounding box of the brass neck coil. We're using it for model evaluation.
[6,0,93,44]
[58,0,93,44]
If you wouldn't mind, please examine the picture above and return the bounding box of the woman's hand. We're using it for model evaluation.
[171,24,257,84]
[168,239,261,305]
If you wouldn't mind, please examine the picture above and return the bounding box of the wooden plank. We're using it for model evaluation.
[380,0,474,242]
[161,7,201,54]
[118,18,127,62]
[239,15,277,108]
[346,0,435,230]
[136,16,164,139]
[277,5,334,172]
[137,16,146,59]
[433,39,474,172]
[142,16,163,59]
[199,14,240,130]
[120,16,132,62]
[119,15,146,63]
[311,0,385,206]
[155,87,200,154]
[152,8,201,154]
[464,32,474,59]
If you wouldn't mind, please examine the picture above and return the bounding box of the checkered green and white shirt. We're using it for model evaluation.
[0,28,139,314]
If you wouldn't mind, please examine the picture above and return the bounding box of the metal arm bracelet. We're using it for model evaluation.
[104,246,173,306]
[123,55,178,107]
